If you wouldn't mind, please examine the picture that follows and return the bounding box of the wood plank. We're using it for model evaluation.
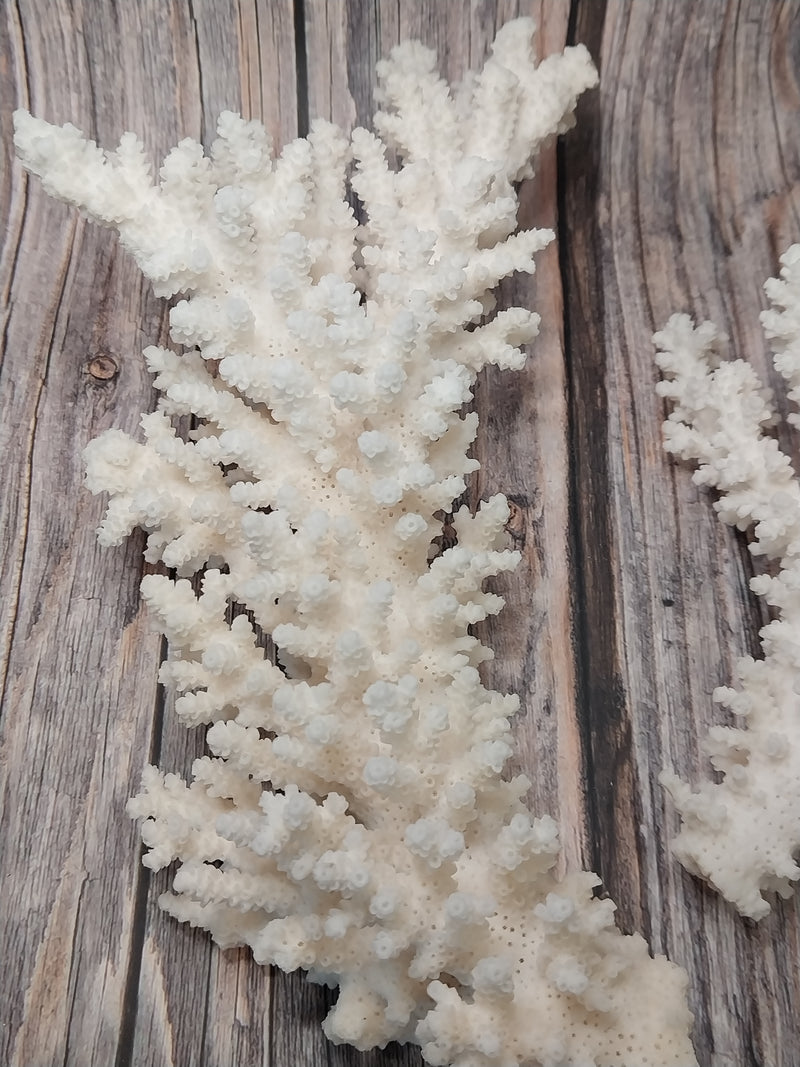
[299,7,579,1063]
[0,0,178,1061]
[565,1,800,1063]
[0,1,291,1065]
[301,7,568,1062]
[0,0,183,1058]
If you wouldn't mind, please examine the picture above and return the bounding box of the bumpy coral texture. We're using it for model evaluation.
[15,21,696,1067]
[655,246,800,920]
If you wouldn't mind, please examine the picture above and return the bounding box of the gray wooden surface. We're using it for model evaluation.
[2,1,800,1064]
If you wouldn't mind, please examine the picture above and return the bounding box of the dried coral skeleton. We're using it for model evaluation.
[655,247,800,923]
[14,19,699,1067]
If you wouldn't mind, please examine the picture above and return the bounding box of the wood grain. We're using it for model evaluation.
[1,0,800,1064]
[565,2,800,1063]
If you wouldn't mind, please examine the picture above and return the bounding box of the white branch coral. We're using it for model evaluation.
[655,246,800,920]
[15,20,697,1066]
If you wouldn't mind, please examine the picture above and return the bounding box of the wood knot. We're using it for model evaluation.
[504,497,527,544]
[87,354,119,380]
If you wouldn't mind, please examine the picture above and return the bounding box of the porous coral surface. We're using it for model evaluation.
[15,20,696,1066]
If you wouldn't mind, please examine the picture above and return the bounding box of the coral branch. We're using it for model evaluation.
[16,19,697,1066]
[654,251,800,919]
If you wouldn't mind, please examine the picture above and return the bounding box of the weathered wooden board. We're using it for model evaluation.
[565,3,800,1063]
[1,1,799,1064]
[0,3,294,1065]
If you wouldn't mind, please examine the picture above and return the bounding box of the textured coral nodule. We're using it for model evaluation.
[15,19,697,1067]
